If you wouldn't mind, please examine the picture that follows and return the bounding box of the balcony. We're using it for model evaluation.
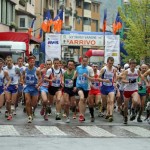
[19,0,26,6]
[84,10,91,18]
[9,0,17,4]
[83,25,91,31]
[84,0,91,3]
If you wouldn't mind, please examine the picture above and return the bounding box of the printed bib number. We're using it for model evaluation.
[65,79,73,88]
[78,75,87,84]
[92,81,99,89]
[26,75,35,85]
[52,79,60,87]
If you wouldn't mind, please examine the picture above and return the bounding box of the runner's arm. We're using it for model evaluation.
[121,70,130,83]
[4,70,11,87]
[98,68,109,83]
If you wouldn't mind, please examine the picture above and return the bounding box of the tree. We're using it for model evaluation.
[119,0,150,63]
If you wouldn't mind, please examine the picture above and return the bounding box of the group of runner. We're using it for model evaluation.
[0,55,150,124]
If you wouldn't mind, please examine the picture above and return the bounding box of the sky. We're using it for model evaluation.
[99,0,122,31]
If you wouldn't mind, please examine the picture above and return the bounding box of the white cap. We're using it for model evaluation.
[124,63,129,69]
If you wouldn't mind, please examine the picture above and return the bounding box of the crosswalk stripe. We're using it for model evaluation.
[35,126,67,136]
[78,126,116,137]
[120,126,150,137]
[0,125,19,136]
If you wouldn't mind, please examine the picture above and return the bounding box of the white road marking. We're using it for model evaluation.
[120,126,150,137]
[0,125,19,136]
[35,126,67,136]
[78,126,116,137]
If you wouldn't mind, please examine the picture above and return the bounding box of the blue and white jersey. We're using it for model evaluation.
[16,65,26,74]
[102,66,116,87]
[24,67,38,86]
[0,70,4,86]
[5,65,20,85]
[76,65,94,90]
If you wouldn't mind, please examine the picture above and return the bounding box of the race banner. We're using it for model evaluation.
[45,34,61,61]
[104,35,120,66]
[61,34,103,46]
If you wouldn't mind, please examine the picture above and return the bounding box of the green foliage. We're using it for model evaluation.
[119,0,150,63]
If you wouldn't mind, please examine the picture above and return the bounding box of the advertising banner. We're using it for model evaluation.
[61,34,103,46]
[104,35,120,66]
[45,34,61,61]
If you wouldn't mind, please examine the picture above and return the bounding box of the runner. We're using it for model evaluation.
[0,58,11,112]
[88,63,101,122]
[4,56,22,120]
[23,56,42,123]
[46,58,65,120]
[74,55,94,122]
[39,60,52,121]
[62,60,76,123]
[99,57,117,122]
[16,57,26,107]
[122,59,142,124]
[137,64,148,122]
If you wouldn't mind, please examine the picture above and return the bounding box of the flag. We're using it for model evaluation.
[53,9,63,33]
[113,12,122,34]
[28,18,36,37]
[37,28,43,39]
[102,9,107,32]
[41,10,53,33]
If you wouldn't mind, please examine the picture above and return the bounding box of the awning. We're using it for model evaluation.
[0,32,41,56]
[0,41,26,52]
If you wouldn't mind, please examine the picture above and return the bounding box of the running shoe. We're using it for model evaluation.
[47,106,52,116]
[91,117,95,122]
[108,116,113,122]
[62,113,67,118]
[66,118,70,123]
[44,115,48,121]
[79,114,85,122]
[105,115,109,119]
[28,116,32,123]
[137,117,142,122]
[124,117,128,124]
[130,113,136,121]
[7,115,12,120]
[98,112,104,117]
[40,107,44,116]
[73,114,76,119]
[56,113,61,120]
[5,110,9,118]
[13,110,17,116]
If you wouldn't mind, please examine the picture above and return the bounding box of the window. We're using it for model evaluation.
[29,0,31,4]
[84,2,91,10]
[76,0,82,8]
[20,18,25,27]
[93,4,95,12]
[83,17,91,25]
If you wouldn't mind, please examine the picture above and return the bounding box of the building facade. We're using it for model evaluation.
[0,0,16,32]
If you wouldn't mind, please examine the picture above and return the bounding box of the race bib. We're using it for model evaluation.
[52,79,60,87]
[65,79,73,88]
[78,75,87,84]
[92,81,99,89]
[26,75,35,85]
